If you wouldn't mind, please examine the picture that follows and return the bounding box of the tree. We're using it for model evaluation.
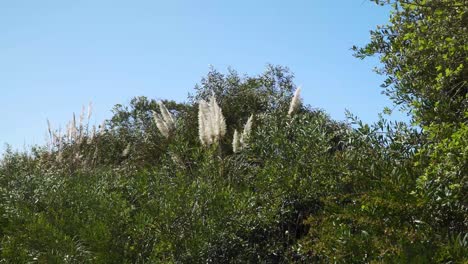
[354,0,467,251]
[354,0,467,126]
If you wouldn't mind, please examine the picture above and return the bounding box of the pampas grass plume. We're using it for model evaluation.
[232,129,241,153]
[198,99,212,145]
[240,114,253,147]
[209,95,226,140]
[153,111,170,138]
[288,87,302,117]
[72,113,77,140]
[198,95,226,146]
[87,102,93,120]
[122,143,131,157]
[47,119,53,139]
[153,101,175,139]
[158,101,175,131]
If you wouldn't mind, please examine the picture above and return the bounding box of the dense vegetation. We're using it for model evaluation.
[1,0,466,263]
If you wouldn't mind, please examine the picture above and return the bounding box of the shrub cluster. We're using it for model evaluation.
[1,65,466,263]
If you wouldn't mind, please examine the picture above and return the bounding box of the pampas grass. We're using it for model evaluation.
[71,113,77,141]
[87,102,93,120]
[240,114,253,147]
[232,129,241,153]
[122,143,131,157]
[153,101,176,139]
[198,95,226,146]
[153,111,170,138]
[233,114,254,152]
[44,102,107,169]
[47,103,100,151]
[47,119,53,140]
[209,95,227,139]
[198,99,211,145]
[158,101,175,130]
[288,87,302,117]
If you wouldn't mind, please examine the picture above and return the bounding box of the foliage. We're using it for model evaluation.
[352,0,468,262]
[354,0,467,126]
[0,0,467,261]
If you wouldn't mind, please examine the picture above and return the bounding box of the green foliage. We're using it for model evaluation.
[354,0,467,126]
[1,3,467,259]
[351,0,468,262]
[416,122,467,234]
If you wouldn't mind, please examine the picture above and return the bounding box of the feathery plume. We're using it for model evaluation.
[47,119,53,140]
[122,143,131,157]
[240,114,253,147]
[153,110,171,138]
[71,113,77,140]
[198,100,212,145]
[198,95,227,146]
[87,102,93,120]
[158,101,175,131]
[209,96,218,141]
[152,101,176,138]
[209,95,226,139]
[66,121,72,141]
[79,106,85,132]
[232,129,241,153]
[288,87,302,117]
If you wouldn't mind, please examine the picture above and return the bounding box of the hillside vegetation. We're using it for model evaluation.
[1,0,466,263]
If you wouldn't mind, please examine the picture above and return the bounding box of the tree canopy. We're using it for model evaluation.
[354,0,467,126]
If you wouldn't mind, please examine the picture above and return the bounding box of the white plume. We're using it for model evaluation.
[153,101,176,138]
[153,111,170,139]
[232,129,241,153]
[158,101,175,131]
[198,100,212,145]
[47,119,53,141]
[198,95,226,146]
[122,143,131,157]
[71,113,77,141]
[87,102,93,120]
[288,87,302,117]
[209,95,226,140]
[240,114,253,147]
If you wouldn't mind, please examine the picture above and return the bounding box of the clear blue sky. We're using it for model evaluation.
[0,0,406,152]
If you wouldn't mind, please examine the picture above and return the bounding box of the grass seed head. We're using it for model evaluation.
[198,99,212,145]
[158,101,175,131]
[232,129,241,153]
[153,110,171,138]
[240,114,254,147]
[288,87,302,117]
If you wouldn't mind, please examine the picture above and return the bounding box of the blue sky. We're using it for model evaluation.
[0,0,406,152]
